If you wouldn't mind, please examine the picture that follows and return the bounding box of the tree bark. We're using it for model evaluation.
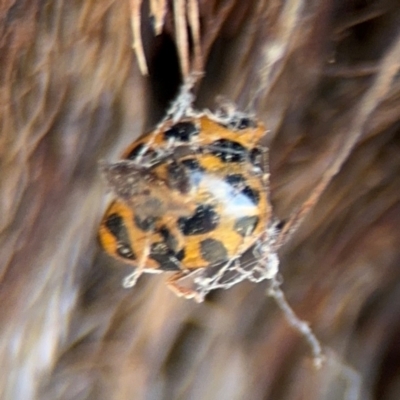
[1,1,400,399]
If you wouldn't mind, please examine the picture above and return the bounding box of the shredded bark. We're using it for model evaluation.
[1,1,400,399]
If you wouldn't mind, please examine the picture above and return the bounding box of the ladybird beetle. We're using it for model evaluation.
[98,105,279,302]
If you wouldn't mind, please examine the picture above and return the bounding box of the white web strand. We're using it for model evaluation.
[267,277,324,368]
[303,347,363,400]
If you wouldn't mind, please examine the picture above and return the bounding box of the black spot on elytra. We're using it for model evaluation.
[159,226,179,251]
[166,160,191,193]
[164,122,199,142]
[176,248,185,261]
[225,174,246,188]
[178,205,220,235]
[209,139,249,163]
[225,174,260,205]
[125,143,145,160]
[134,215,157,232]
[234,216,259,237]
[149,243,181,271]
[180,158,204,186]
[105,213,124,237]
[181,158,204,171]
[125,143,158,163]
[200,238,228,264]
[125,143,159,163]
[241,186,260,205]
[104,213,136,260]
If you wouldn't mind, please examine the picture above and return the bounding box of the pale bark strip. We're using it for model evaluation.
[150,0,167,35]
[174,0,190,77]
[130,0,149,75]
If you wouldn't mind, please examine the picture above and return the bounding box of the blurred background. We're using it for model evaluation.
[1,0,400,399]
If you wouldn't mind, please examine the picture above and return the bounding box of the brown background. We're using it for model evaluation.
[1,0,400,399]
